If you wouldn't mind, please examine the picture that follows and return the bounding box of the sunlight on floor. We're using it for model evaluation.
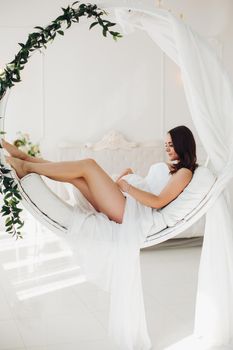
[17,275,87,300]
[12,265,81,286]
[0,211,87,302]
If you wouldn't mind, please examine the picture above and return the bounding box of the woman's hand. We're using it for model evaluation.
[115,168,134,182]
[116,179,131,193]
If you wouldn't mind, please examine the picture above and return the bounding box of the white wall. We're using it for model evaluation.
[0,0,233,162]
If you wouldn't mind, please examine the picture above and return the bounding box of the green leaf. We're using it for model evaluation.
[1,205,9,211]
[34,26,44,31]
[98,18,103,25]
[89,22,98,30]
[79,4,86,9]
[66,20,72,29]
[6,219,12,227]
[1,168,11,174]
[5,217,12,224]
[106,22,116,27]
[57,30,64,35]
[18,43,25,48]
[2,211,10,216]
[17,222,24,229]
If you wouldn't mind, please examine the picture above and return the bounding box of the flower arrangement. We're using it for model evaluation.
[13,132,41,158]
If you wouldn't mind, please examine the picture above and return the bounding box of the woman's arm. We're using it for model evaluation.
[115,168,134,182]
[117,168,192,209]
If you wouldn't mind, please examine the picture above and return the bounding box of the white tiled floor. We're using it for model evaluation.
[0,212,202,350]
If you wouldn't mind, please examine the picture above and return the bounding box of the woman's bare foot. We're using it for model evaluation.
[5,156,28,179]
[1,139,28,160]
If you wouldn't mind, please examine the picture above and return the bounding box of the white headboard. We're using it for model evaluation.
[58,130,165,177]
[58,130,207,177]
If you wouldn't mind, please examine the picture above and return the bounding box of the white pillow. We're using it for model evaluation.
[159,166,216,227]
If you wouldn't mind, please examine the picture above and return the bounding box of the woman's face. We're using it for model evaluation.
[164,133,180,162]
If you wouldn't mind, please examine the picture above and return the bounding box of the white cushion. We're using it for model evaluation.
[160,165,216,227]
[20,173,73,228]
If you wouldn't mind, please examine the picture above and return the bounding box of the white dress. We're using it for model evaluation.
[122,162,171,236]
[123,161,171,195]
[66,162,171,350]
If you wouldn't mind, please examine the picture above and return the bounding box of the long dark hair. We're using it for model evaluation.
[168,125,198,174]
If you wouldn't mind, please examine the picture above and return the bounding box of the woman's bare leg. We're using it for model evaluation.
[69,178,101,211]
[2,139,50,163]
[2,140,99,209]
[6,157,126,223]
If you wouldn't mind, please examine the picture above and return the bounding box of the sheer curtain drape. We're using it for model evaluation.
[114,5,233,348]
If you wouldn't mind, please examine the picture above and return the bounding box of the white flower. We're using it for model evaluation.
[31,144,39,153]
[19,145,29,153]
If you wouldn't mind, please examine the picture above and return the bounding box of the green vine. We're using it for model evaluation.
[0,2,121,99]
[0,1,122,239]
[0,164,24,239]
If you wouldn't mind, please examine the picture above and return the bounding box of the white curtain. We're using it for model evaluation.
[114,5,233,349]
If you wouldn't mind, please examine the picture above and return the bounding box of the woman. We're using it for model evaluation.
[3,125,198,224]
[2,125,198,350]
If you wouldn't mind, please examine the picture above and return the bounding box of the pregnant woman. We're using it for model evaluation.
[2,125,197,223]
[1,124,198,350]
